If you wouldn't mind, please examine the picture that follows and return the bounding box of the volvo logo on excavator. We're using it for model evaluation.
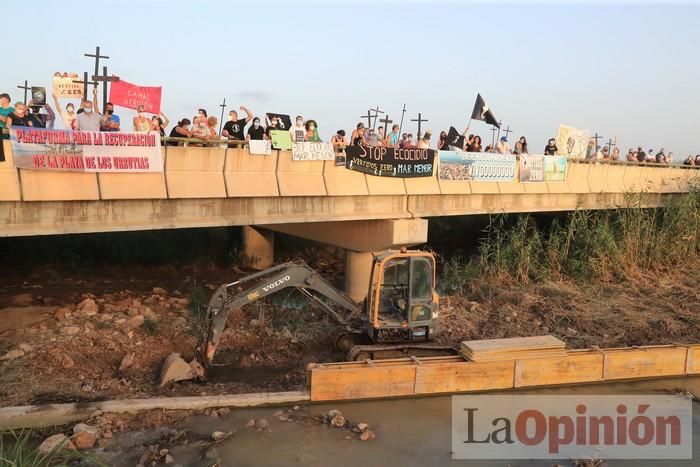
[262,275,291,292]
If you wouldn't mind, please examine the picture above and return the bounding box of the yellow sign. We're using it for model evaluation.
[52,72,84,99]
[556,125,590,159]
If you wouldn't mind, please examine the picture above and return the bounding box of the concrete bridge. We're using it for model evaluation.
[1,139,697,299]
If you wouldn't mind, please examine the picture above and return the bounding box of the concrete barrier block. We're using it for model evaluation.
[323,160,368,196]
[622,166,642,191]
[497,179,525,194]
[522,182,548,194]
[98,172,168,199]
[567,163,590,193]
[0,140,21,201]
[604,165,626,193]
[468,181,500,194]
[365,176,406,195]
[404,165,440,195]
[165,146,227,198]
[224,147,279,197]
[437,179,471,195]
[276,150,326,196]
[587,164,609,193]
[20,170,100,201]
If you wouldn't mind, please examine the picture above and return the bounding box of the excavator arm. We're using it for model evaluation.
[195,260,361,371]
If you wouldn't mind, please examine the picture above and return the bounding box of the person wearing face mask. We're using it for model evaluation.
[246,117,266,141]
[290,115,306,143]
[100,102,120,132]
[27,100,55,129]
[52,92,77,130]
[305,120,320,142]
[6,102,34,128]
[133,105,152,132]
[0,93,14,132]
[75,96,102,132]
[151,112,170,137]
[222,106,253,144]
[192,109,208,136]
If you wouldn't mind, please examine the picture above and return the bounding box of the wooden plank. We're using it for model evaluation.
[462,335,565,353]
[514,351,604,387]
[413,361,514,394]
[685,345,700,374]
[310,366,416,401]
[603,346,688,380]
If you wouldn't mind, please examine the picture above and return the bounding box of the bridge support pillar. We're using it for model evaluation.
[345,251,374,302]
[242,226,274,270]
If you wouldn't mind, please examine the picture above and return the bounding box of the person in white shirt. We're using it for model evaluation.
[289,115,306,143]
[74,89,102,132]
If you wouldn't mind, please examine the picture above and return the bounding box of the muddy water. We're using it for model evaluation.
[108,377,700,467]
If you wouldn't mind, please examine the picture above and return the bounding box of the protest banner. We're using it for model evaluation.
[519,155,568,183]
[52,72,84,99]
[248,139,272,155]
[31,87,46,106]
[438,151,516,182]
[270,130,293,150]
[266,113,292,130]
[292,142,334,161]
[556,125,590,159]
[10,128,163,173]
[109,79,162,114]
[345,145,435,178]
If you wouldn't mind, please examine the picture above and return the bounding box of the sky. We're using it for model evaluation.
[2,0,699,157]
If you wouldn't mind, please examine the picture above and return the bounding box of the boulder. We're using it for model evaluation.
[153,287,167,295]
[55,307,72,321]
[71,430,97,450]
[38,434,74,454]
[125,315,145,330]
[211,431,232,441]
[76,298,99,316]
[359,430,376,441]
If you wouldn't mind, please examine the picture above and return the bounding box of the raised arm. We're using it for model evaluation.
[92,88,100,115]
[52,93,66,123]
[241,105,253,123]
[159,112,170,128]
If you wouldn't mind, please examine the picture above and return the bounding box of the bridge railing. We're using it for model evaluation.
[0,133,698,203]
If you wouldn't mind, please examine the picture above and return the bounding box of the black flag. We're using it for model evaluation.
[447,126,465,150]
[266,112,292,130]
[470,93,500,128]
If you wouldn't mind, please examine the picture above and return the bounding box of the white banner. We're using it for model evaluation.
[248,140,272,155]
[10,128,163,172]
[292,142,334,161]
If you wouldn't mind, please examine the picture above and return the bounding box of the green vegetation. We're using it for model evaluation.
[0,430,101,467]
[186,285,211,336]
[142,318,160,336]
[440,191,700,289]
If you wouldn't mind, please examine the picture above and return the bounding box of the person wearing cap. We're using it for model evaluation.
[496,136,511,154]
[416,129,432,149]
[350,122,365,146]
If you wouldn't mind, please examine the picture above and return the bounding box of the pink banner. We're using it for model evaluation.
[109,79,162,114]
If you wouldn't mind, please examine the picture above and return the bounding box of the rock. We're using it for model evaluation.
[18,343,33,353]
[62,356,75,369]
[331,413,346,428]
[159,353,196,386]
[55,307,72,321]
[293,405,300,411]
[360,430,376,441]
[141,306,158,321]
[102,303,123,313]
[246,419,256,428]
[119,353,135,371]
[125,315,145,330]
[216,408,231,417]
[0,349,25,361]
[38,434,74,454]
[76,298,99,316]
[211,431,232,441]
[280,327,293,339]
[73,423,100,437]
[356,423,369,432]
[164,454,174,464]
[153,287,167,295]
[62,326,81,336]
[71,430,97,449]
[256,418,269,431]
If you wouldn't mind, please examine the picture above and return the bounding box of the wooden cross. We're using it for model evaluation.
[606,137,616,154]
[495,120,504,142]
[84,46,109,90]
[17,80,31,104]
[411,113,428,140]
[360,110,373,128]
[92,66,120,112]
[397,104,407,137]
[72,72,91,101]
[592,132,604,152]
[490,125,498,148]
[369,105,384,130]
[501,125,513,140]
[379,114,393,134]
[218,98,227,135]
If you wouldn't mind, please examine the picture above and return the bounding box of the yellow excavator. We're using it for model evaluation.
[160,248,454,385]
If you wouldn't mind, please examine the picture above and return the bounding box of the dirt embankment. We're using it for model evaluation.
[1,261,700,408]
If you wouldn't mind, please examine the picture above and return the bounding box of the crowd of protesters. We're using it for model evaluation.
[1,89,698,167]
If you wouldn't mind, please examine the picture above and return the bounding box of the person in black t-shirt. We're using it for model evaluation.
[6,102,34,128]
[544,138,558,155]
[246,117,266,141]
[222,105,253,146]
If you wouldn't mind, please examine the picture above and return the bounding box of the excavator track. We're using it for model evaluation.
[347,342,458,361]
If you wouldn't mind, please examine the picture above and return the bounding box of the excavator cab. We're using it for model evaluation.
[366,250,439,342]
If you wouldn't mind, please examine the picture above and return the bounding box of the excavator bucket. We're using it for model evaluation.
[158,353,204,386]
